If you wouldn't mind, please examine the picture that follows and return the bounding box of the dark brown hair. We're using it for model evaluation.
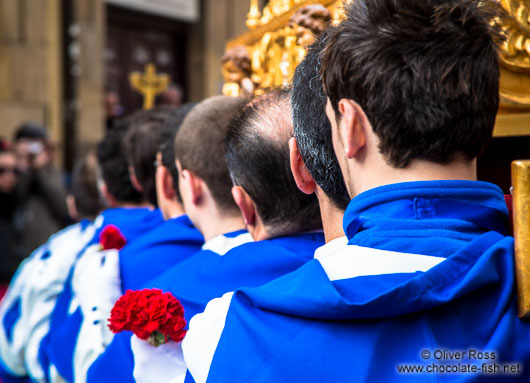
[175,96,247,213]
[225,89,322,236]
[322,0,503,168]
[71,152,103,220]
[123,106,173,207]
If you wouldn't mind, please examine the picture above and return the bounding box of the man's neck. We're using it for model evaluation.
[164,201,186,220]
[199,212,246,241]
[350,157,477,197]
[315,188,345,243]
[113,202,152,209]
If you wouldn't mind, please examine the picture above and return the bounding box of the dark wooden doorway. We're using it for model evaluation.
[105,5,189,115]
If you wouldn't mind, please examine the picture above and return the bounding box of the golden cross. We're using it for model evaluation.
[129,63,170,110]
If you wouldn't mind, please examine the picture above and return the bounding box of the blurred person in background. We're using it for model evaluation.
[104,87,123,131]
[0,139,23,287]
[157,83,184,108]
[13,122,69,256]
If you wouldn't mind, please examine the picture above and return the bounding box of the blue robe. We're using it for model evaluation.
[38,207,163,383]
[184,181,530,383]
[119,215,204,291]
[87,231,324,383]
[0,220,95,383]
[70,214,204,383]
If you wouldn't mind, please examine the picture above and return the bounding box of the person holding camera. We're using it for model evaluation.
[13,123,69,257]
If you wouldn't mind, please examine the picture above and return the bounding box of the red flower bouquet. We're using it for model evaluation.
[99,224,127,250]
[108,289,187,346]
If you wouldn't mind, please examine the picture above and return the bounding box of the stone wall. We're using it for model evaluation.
[0,0,63,150]
[188,0,252,100]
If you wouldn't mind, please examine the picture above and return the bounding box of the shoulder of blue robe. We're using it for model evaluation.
[39,207,164,383]
[119,215,204,291]
[145,231,324,322]
[0,220,96,382]
[128,231,324,383]
[185,232,530,383]
[96,207,164,246]
[342,180,510,257]
[86,230,252,383]
[73,216,203,383]
[72,246,122,383]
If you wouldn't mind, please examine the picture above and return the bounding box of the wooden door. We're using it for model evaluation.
[105,5,189,115]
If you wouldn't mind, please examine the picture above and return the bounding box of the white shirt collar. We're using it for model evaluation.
[314,236,348,261]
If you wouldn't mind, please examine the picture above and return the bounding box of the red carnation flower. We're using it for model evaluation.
[100,224,127,250]
[108,289,187,346]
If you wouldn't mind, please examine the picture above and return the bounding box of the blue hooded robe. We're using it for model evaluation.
[38,207,163,383]
[87,231,324,383]
[119,214,204,291]
[184,181,530,383]
[70,214,204,383]
[0,220,95,383]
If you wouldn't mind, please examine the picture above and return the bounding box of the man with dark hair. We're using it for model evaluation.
[119,104,201,290]
[13,122,69,255]
[72,105,205,383]
[35,122,165,383]
[86,96,253,383]
[290,33,349,244]
[108,91,324,383]
[96,125,145,206]
[182,1,530,382]
[225,88,322,238]
[122,106,174,206]
[159,103,197,201]
[67,152,104,222]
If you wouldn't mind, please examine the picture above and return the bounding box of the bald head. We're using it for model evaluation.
[225,89,322,236]
[240,90,293,143]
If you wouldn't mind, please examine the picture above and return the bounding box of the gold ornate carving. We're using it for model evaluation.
[230,0,340,95]
[498,0,530,71]
[221,46,255,97]
[246,0,262,29]
[231,0,530,126]
[129,63,170,110]
[495,0,530,110]
[511,160,530,319]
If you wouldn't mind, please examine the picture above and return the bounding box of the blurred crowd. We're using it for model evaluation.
[0,124,70,285]
[0,82,186,288]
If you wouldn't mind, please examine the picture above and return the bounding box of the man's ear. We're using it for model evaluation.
[231,185,256,227]
[129,165,144,193]
[289,137,316,195]
[99,182,117,207]
[181,169,203,205]
[66,194,79,221]
[338,99,368,159]
[160,166,176,201]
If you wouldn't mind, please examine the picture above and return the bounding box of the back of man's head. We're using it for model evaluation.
[175,96,247,214]
[14,122,47,142]
[122,106,173,206]
[226,89,322,236]
[70,152,103,220]
[161,103,197,198]
[322,0,501,168]
[97,125,144,205]
[292,34,350,211]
